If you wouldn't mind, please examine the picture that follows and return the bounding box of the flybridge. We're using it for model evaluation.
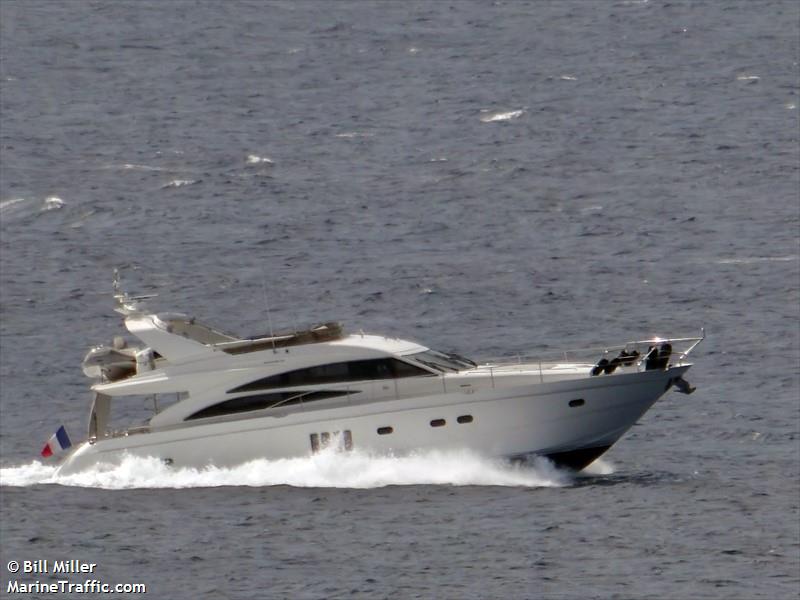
[142,312,345,355]
[112,268,345,351]
[87,270,347,378]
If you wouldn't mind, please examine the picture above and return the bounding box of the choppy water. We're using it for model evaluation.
[1,1,798,598]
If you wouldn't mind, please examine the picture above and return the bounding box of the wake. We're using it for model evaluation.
[0,448,606,490]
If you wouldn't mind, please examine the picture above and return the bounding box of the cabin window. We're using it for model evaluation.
[456,415,473,424]
[310,430,353,453]
[228,358,432,393]
[377,426,393,435]
[430,419,446,427]
[392,359,434,378]
[569,399,585,408]
[185,390,354,420]
[407,349,476,373]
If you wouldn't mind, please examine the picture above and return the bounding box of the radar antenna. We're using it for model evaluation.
[112,267,158,316]
[261,270,278,353]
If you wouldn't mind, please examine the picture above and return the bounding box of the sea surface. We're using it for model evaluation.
[1,1,798,598]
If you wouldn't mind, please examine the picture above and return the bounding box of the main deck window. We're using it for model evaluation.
[186,390,353,420]
[407,350,476,373]
[228,358,432,393]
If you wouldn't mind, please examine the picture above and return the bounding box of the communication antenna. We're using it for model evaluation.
[261,271,277,353]
[112,267,157,315]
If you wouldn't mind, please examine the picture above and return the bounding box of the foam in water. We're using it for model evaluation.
[581,458,615,476]
[42,196,64,211]
[246,154,273,165]
[334,132,374,139]
[118,163,166,171]
[715,255,798,265]
[0,448,575,490]
[0,197,28,213]
[0,196,65,219]
[161,179,198,188]
[479,109,525,123]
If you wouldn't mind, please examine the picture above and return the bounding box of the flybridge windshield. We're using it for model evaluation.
[410,349,477,372]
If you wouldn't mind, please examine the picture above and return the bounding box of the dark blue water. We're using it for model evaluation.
[1,1,798,598]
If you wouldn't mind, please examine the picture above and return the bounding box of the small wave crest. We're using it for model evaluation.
[715,255,798,265]
[42,196,65,211]
[1,196,64,218]
[479,109,525,123]
[246,154,274,165]
[0,197,29,214]
[117,163,167,172]
[334,132,374,139]
[161,179,199,189]
[0,449,572,490]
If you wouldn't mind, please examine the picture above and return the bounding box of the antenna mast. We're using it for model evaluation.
[261,272,277,353]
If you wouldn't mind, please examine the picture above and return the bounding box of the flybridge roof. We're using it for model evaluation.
[214,321,346,355]
[151,313,427,357]
[329,334,429,356]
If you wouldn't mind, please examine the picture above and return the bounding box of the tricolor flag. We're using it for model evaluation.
[41,426,72,458]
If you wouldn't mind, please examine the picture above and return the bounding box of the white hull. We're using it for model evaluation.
[57,366,688,475]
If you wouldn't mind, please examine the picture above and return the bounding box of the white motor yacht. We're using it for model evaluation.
[54,274,702,475]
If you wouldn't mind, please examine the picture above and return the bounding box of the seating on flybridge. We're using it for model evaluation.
[216,322,344,355]
[146,312,344,355]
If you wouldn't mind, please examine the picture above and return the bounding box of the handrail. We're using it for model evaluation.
[480,332,705,371]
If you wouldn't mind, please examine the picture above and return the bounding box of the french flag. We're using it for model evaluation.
[41,426,72,458]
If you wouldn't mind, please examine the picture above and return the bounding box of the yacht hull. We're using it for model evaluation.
[56,365,689,475]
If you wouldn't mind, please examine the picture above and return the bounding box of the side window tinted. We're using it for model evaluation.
[187,392,286,420]
[186,390,352,420]
[349,359,392,381]
[230,358,432,392]
[390,359,434,378]
[306,362,349,384]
